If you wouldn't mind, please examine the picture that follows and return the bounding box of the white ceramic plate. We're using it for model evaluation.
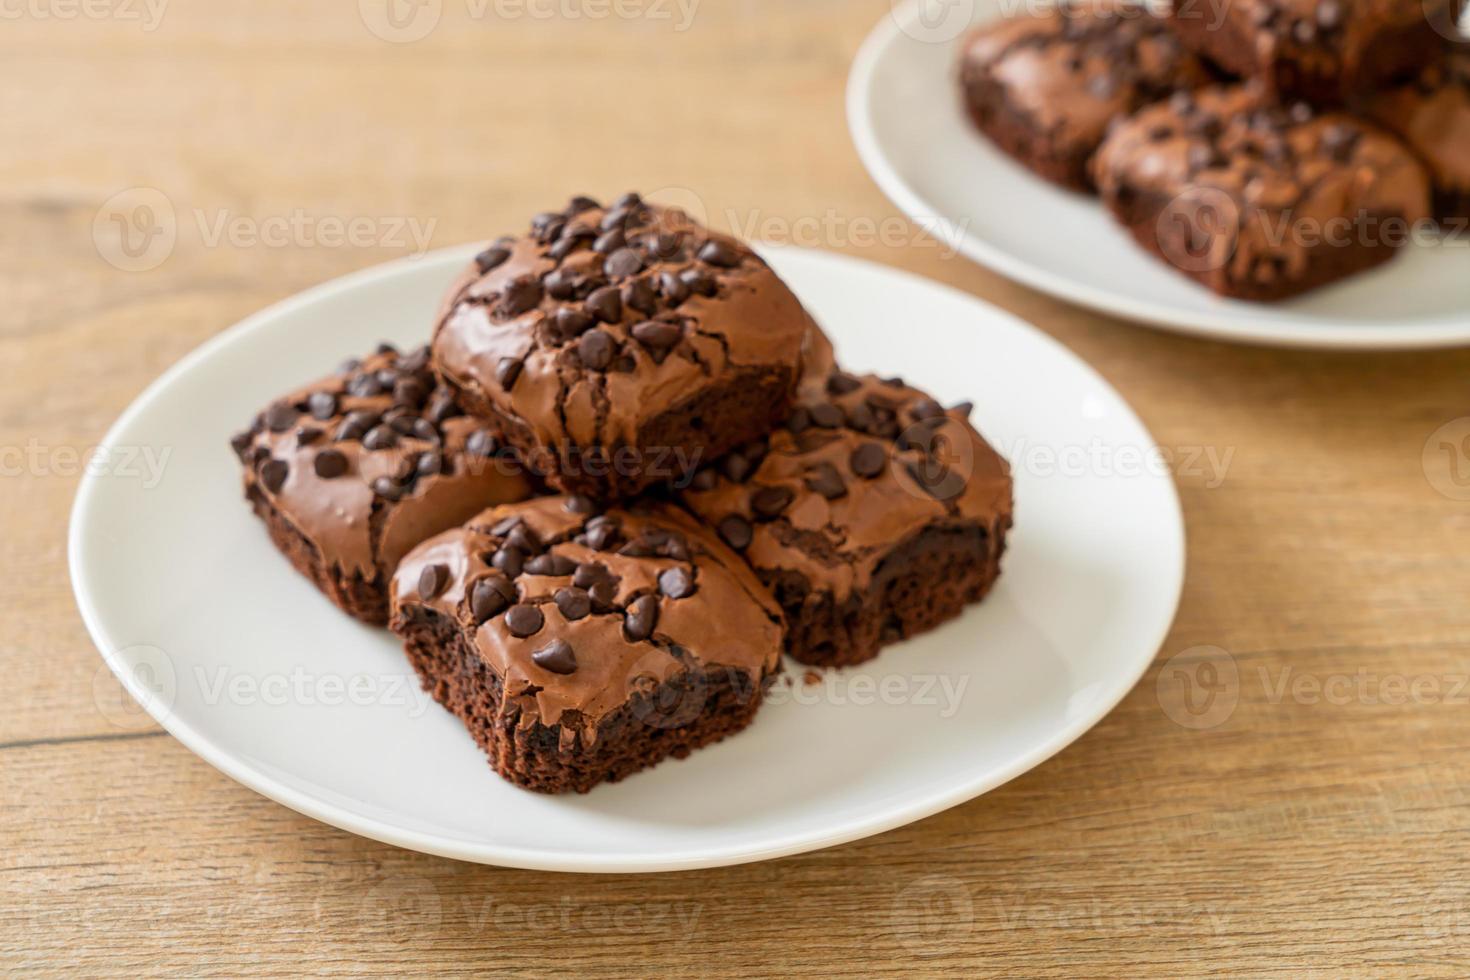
[849,0,1470,350]
[70,244,1184,872]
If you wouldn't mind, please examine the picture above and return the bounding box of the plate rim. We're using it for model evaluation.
[846,0,1470,352]
[69,242,1186,873]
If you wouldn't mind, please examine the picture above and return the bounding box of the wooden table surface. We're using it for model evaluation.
[6,1,1470,974]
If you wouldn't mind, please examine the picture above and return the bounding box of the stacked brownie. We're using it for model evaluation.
[235,193,1014,793]
[959,0,1464,301]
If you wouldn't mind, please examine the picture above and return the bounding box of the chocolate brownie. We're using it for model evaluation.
[1361,48,1470,221]
[233,344,537,625]
[431,193,816,499]
[1092,86,1431,301]
[959,0,1214,192]
[389,496,784,794]
[680,372,1013,668]
[1167,0,1460,104]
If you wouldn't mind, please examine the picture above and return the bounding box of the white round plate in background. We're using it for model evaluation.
[848,0,1470,350]
[71,244,1184,872]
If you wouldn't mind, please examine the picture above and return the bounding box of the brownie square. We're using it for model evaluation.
[1092,86,1431,301]
[232,343,538,625]
[1167,0,1460,104]
[680,371,1014,668]
[959,0,1214,192]
[431,193,816,499]
[1360,47,1470,222]
[389,496,785,794]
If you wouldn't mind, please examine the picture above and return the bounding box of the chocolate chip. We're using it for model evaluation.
[697,240,740,268]
[657,270,690,305]
[810,403,843,429]
[1315,0,1342,28]
[688,468,718,491]
[363,425,398,451]
[543,267,578,300]
[593,229,625,255]
[498,276,543,317]
[307,391,338,420]
[313,449,348,479]
[804,462,847,500]
[495,357,523,390]
[565,494,598,515]
[466,429,498,457]
[623,278,658,315]
[393,378,427,408]
[548,235,584,262]
[573,562,611,590]
[492,548,524,578]
[346,373,383,398]
[624,595,659,641]
[230,430,254,461]
[264,403,297,433]
[631,320,681,352]
[850,442,887,478]
[680,268,717,296]
[505,603,544,638]
[751,485,794,519]
[554,587,592,621]
[600,207,632,232]
[910,398,945,421]
[525,553,577,576]
[371,475,405,500]
[568,195,600,213]
[585,285,623,324]
[826,372,862,395]
[1292,18,1316,43]
[718,514,753,551]
[531,639,577,674]
[425,389,460,425]
[1187,144,1224,172]
[578,329,615,370]
[475,246,511,273]
[504,523,541,554]
[613,191,642,210]
[553,308,593,341]
[721,453,753,483]
[604,247,644,279]
[418,563,449,599]
[296,426,324,446]
[417,451,444,476]
[658,567,696,600]
[259,458,289,493]
[470,575,515,623]
[584,519,620,551]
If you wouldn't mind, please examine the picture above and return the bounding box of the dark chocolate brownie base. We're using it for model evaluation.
[246,484,388,623]
[451,363,795,499]
[771,524,1007,669]
[394,606,772,794]
[963,82,1095,191]
[1167,0,1449,105]
[1111,187,1407,302]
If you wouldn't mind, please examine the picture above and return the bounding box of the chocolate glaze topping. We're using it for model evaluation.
[1093,84,1431,289]
[1361,48,1470,218]
[392,496,784,736]
[680,372,1014,604]
[233,344,535,580]
[431,193,813,457]
[962,0,1212,157]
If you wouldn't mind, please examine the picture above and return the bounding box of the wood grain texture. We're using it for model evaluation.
[5,1,1470,975]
